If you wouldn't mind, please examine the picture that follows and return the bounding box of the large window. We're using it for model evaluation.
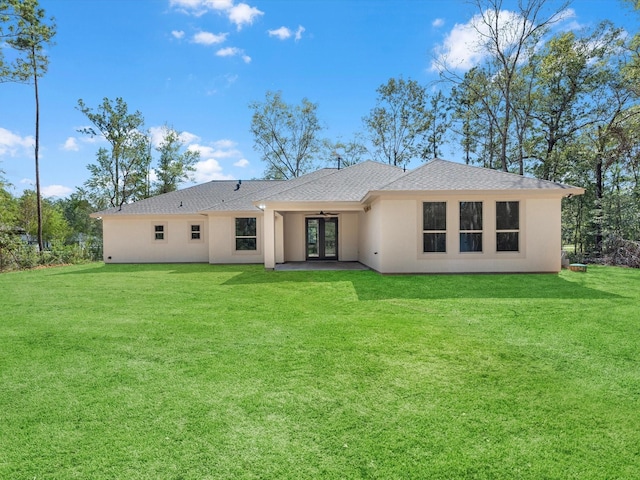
[423,202,446,252]
[496,201,519,252]
[235,218,257,251]
[459,202,483,252]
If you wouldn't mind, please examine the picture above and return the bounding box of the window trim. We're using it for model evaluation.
[188,221,204,243]
[422,201,447,253]
[152,222,168,243]
[235,217,258,252]
[496,201,520,252]
[459,201,483,253]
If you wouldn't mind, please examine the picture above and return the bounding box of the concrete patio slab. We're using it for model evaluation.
[274,261,369,271]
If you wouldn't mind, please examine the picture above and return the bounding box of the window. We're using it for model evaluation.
[423,202,446,252]
[496,201,519,252]
[189,223,202,242]
[154,224,165,241]
[459,202,483,252]
[235,217,257,251]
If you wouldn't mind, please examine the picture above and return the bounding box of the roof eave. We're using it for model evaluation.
[363,186,585,201]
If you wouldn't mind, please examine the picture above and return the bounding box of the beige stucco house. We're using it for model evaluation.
[91,159,584,273]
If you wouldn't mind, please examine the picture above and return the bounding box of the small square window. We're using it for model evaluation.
[191,224,201,240]
[154,225,164,241]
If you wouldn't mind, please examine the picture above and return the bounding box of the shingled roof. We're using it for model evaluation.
[93,180,278,216]
[93,158,581,217]
[255,161,405,203]
[376,158,579,192]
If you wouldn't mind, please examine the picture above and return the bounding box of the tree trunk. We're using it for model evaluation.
[33,48,44,253]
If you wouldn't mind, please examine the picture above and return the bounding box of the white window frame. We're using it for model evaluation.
[152,222,168,243]
[496,201,520,252]
[459,201,483,253]
[235,217,257,251]
[422,201,447,253]
[189,222,204,243]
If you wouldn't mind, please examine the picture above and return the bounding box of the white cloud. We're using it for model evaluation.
[430,8,572,73]
[228,3,263,30]
[234,158,249,167]
[432,18,445,28]
[216,47,251,63]
[188,142,240,159]
[213,139,237,149]
[62,137,79,151]
[172,30,185,39]
[186,138,247,181]
[148,126,165,147]
[193,31,228,45]
[268,26,291,40]
[20,178,33,186]
[431,16,487,71]
[0,127,34,156]
[179,131,200,144]
[42,184,73,198]
[149,126,201,148]
[268,25,305,41]
[170,0,262,30]
[193,159,235,182]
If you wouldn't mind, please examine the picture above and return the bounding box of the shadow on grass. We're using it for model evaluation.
[221,268,621,301]
[55,263,621,301]
[52,263,222,275]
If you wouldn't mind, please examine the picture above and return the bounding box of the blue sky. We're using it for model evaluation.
[1,0,637,198]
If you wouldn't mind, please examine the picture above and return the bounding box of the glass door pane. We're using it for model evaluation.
[324,219,337,258]
[307,219,319,258]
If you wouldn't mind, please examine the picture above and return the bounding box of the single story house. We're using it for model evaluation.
[91,159,584,273]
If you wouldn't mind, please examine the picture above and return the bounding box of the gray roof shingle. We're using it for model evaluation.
[93,180,278,216]
[255,161,406,203]
[377,158,580,192]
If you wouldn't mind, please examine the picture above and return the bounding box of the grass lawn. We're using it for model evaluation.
[1,264,639,479]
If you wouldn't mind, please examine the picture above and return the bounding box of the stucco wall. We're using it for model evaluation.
[102,215,209,263]
[208,214,264,264]
[358,200,383,272]
[283,212,305,262]
[361,195,563,273]
[339,212,359,261]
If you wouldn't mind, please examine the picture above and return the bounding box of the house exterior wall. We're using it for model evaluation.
[208,214,264,264]
[102,215,209,263]
[339,212,359,261]
[358,199,383,272]
[362,195,563,274]
[283,212,306,262]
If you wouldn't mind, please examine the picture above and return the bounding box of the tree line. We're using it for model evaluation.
[1,0,639,270]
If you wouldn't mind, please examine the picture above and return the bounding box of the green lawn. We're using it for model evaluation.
[1,264,639,479]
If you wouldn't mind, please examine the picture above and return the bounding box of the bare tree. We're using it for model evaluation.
[249,91,323,179]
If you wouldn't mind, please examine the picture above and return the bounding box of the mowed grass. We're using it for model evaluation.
[1,264,639,479]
